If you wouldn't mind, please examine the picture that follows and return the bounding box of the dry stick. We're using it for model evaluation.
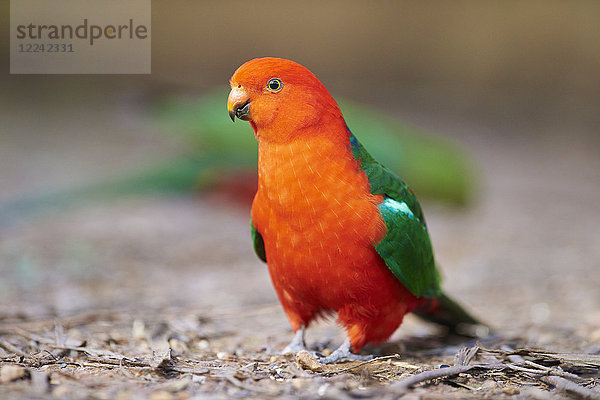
[393,363,504,390]
[85,356,150,368]
[226,375,279,394]
[41,344,151,368]
[540,376,600,400]
[45,344,141,362]
[0,338,34,359]
[502,345,599,399]
[504,362,585,381]
[491,347,600,368]
[321,354,402,375]
[454,345,480,366]
[522,360,583,381]
[10,327,54,344]
[44,344,99,356]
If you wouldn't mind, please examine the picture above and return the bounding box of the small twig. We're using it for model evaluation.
[492,346,600,368]
[85,356,150,368]
[321,354,402,375]
[521,360,585,381]
[502,346,588,380]
[540,376,600,400]
[0,338,34,359]
[394,363,504,390]
[45,344,135,361]
[500,345,597,397]
[454,346,479,366]
[41,349,59,362]
[226,375,279,394]
[504,363,555,375]
[3,327,53,344]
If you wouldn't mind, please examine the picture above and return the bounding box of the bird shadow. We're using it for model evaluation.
[369,330,510,359]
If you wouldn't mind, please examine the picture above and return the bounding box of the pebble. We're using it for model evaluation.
[589,328,600,342]
[0,364,26,383]
[149,390,174,400]
[132,319,147,341]
[502,386,520,395]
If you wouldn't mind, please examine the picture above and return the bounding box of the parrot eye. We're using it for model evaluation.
[266,78,283,93]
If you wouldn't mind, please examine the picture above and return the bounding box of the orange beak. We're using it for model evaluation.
[227,86,251,122]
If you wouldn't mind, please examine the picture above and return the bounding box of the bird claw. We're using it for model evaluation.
[317,338,373,364]
[281,327,307,354]
[318,350,373,364]
[281,330,373,363]
[281,343,307,354]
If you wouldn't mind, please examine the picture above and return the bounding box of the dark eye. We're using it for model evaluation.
[267,78,283,92]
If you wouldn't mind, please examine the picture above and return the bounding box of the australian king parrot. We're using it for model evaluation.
[227,57,481,363]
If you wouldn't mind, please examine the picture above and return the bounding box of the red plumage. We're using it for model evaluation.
[229,58,420,352]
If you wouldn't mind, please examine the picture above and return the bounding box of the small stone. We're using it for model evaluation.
[49,372,62,385]
[242,362,258,371]
[164,375,192,392]
[590,328,600,342]
[168,338,189,354]
[233,371,247,380]
[196,339,209,350]
[0,364,27,383]
[519,387,554,400]
[480,380,497,390]
[296,350,324,373]
[149,390,174,400]
[317,383,330,396]
[502,386,520,395]
[132,319,147,341]
[291,378,308,389]
[52,385,71,398]
[116,390,134,400]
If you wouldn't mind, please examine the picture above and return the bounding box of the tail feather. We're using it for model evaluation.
[413,293,489,337]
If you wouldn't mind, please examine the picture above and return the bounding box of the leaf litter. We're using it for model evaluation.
[1,305,599,399]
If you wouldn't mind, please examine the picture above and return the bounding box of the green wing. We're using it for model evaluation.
[349,133,442,298]
[251,222,267,263]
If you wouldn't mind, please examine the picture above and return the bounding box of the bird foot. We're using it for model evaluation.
[282,342,307,354]
[317,338,373,364]
[281,327,307,354]
[318,350,373,364]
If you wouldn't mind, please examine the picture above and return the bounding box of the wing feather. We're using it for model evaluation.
[251,222,267,263]
[349,132,441,297]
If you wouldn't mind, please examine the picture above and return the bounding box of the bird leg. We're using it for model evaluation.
[318,337,374,364]
[281,326,307,354]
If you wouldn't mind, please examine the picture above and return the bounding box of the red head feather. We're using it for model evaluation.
[228,57,345,142]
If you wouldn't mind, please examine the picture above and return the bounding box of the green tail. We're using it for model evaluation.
[413,293,489,337]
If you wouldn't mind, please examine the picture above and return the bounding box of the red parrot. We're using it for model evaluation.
[227,58,481,363]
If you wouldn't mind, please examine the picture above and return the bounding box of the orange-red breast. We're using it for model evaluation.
[227,57,480,363]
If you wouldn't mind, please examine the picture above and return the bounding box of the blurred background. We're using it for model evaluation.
[0,1,599,349]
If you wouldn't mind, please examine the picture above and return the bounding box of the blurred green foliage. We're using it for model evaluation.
[158,89,477,205]
[0,89,476,229]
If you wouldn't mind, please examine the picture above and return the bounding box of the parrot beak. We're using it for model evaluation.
[227,87,252,122]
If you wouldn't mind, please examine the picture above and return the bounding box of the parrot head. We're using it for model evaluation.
[227,57,343,141]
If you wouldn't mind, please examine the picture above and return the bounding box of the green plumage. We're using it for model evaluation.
[251,223,267,263]
[349,133,442,298]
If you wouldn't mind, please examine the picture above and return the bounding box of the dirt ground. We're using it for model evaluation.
[0,80,599,399]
